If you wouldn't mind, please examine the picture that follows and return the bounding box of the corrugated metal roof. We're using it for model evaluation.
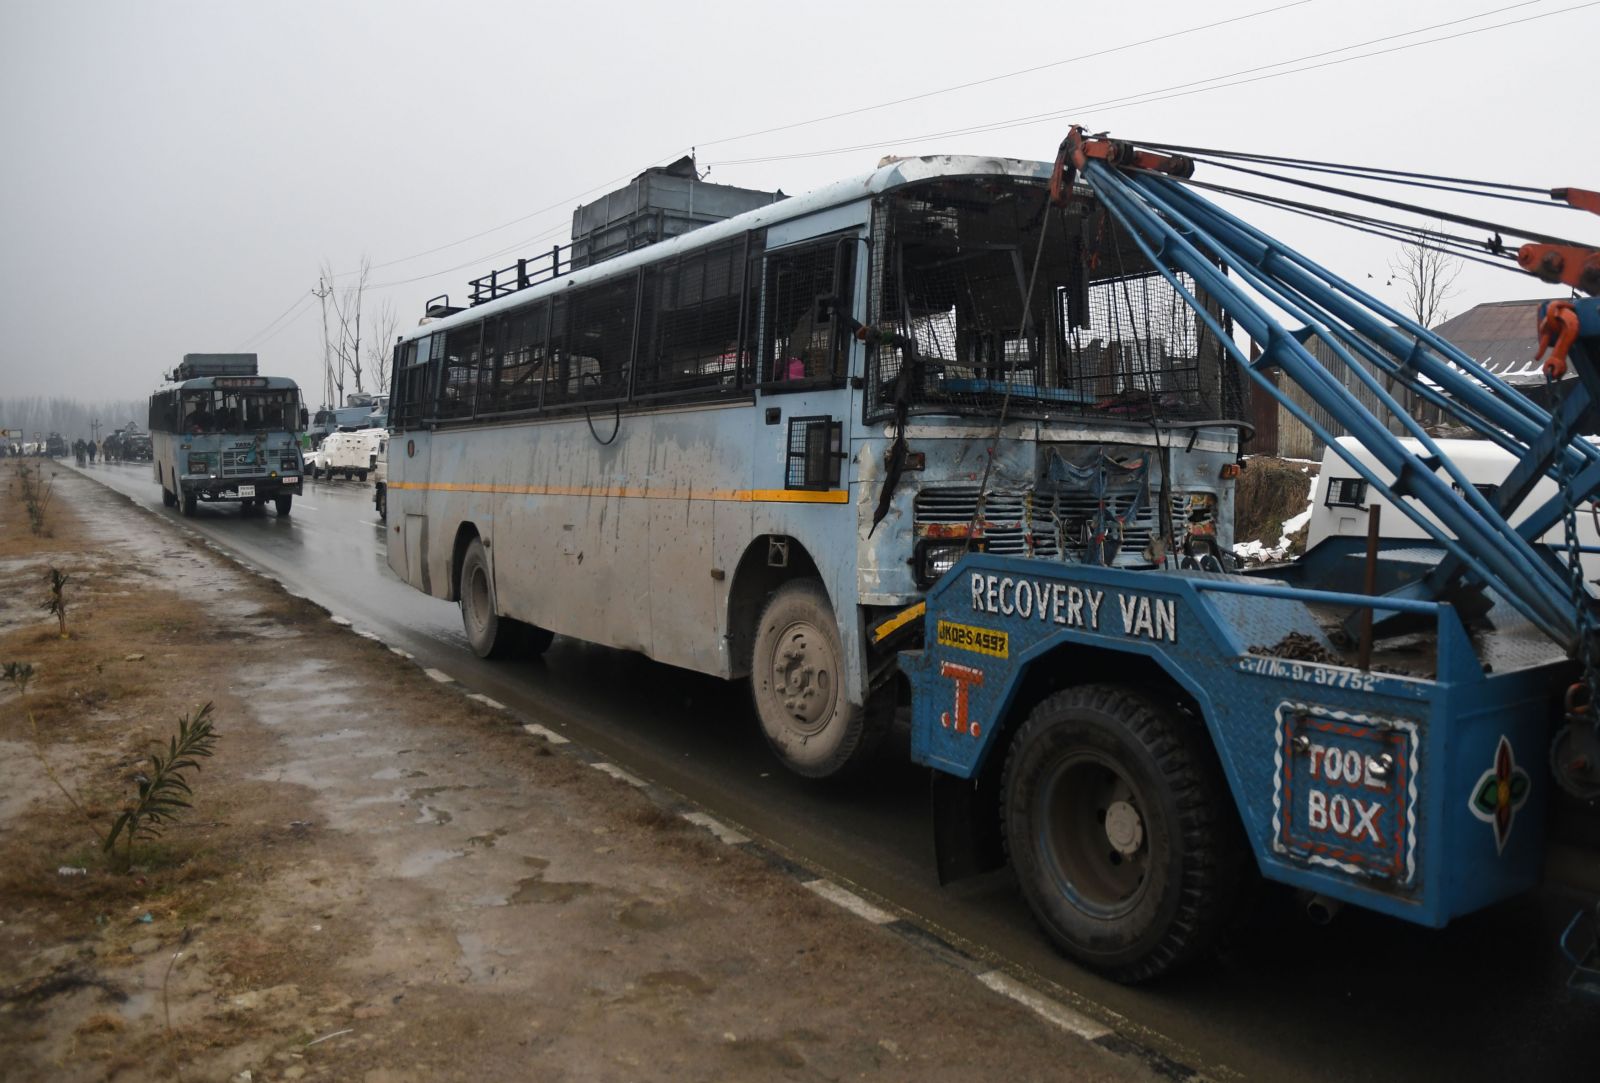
[1430,299,1561,385]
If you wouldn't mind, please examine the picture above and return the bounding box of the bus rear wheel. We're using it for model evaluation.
[751,580,878,779]
[1001,684,1241,983]
[460,538,518,658]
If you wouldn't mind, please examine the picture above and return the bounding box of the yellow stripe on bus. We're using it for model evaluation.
[387,481,849,504]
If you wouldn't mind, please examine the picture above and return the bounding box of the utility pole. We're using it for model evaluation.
[313,277,334,409]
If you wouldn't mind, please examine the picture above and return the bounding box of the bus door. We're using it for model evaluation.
[389,336,439,592]
[737,212,869,685]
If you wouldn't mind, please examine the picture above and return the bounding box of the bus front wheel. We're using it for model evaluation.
[1001,684,1241,983]
[181,489,197,517]
[751,580,876,779]
[161,484,176,508]
[274,493,293,517]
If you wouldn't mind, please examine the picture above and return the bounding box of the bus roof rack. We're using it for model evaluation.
[174,353,258,381]
[425,295,464,319]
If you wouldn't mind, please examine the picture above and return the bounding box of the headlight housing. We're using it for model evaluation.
[186,454,212,474]
[915,541,970,588]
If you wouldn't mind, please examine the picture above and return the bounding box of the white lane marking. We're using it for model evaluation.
[681,811,749,845]
[803,880,897,925]
[389,647,413,659]
[330,615,352,627]
[423,668,454,684]
[523,723,568,745]
[976,971,1113,1041]
[467,693,505,710]
[591,762,647,788]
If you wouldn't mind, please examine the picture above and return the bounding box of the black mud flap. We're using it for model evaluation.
[931,769,1005,885]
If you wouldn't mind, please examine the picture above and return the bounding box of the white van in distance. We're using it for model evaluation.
[1308,435,1600,582]
[310,428,385,481]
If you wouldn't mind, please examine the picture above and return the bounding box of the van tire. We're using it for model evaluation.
[1001,684,1242,983]
[750,580,877,779]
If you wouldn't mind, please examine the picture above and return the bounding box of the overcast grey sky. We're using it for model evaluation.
[2,0,1596,406]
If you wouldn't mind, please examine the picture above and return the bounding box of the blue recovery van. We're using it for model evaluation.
[900,130,1600,984]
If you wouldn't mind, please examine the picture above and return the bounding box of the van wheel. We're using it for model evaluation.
[460,538,518,659]
[1001,684,1242,983]
[750,580,881,779]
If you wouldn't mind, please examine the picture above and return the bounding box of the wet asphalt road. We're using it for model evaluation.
[77,461,1595,1081]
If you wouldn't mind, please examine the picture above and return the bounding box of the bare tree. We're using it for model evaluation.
[365,300,399,396]
[318,257,371,402]
[1390,223,1462,330]
[1388,224,1463,425]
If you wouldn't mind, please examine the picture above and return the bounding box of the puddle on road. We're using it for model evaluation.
[615,898,676,931]
[455,932,513,984]
[638,969,716,996]
[508,878,596,905]
[370,767,429,781]
[396,848,464,879]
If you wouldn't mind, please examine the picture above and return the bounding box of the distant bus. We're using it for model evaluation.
[147,354,307,517]
[384,155,1245,778]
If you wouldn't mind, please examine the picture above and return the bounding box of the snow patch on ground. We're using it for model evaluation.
[1234,495,1316,564]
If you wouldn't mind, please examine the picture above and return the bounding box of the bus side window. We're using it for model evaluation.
[638,240,746,400]
[564,274,638,403]
[762,239,854,386]
[439,323,483,420]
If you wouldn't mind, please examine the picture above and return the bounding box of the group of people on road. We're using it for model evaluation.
[73,438,98,466]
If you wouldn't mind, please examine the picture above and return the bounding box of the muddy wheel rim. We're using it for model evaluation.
[1035,753,1152,919]
[768,618,836,737]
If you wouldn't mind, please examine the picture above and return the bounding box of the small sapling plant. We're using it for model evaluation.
[104,703,220,870]
[40,565,69,637]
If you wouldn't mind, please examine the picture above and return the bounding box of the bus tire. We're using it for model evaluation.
[460,538,516,659]
[375,486,387,522]
[750,580,872,779]
[161,484,176,508]
[274,493,293,516]
[181,489,197,517]
[1001,684,1240,984]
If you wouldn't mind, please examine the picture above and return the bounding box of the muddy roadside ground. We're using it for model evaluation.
[0,463,1157,1083]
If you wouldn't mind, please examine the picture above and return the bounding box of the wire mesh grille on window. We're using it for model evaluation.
[763,241,854,384]
[552,274,637,404]
[867,183,1241,425]
[637,240,749,397]
[786,416,841,490]
[437,323,484,420]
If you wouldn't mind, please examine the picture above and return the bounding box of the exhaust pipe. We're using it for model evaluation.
[1303,893,1344,926]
